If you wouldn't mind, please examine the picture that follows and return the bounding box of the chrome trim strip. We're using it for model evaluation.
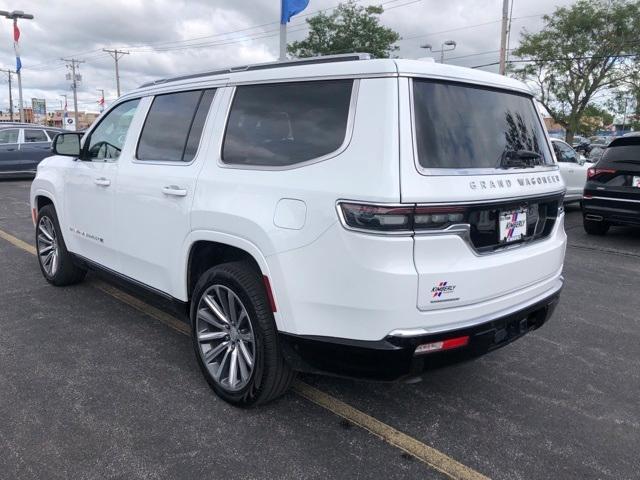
[216,79,360,172]
[586,195,640,204]
[387,276,564,338]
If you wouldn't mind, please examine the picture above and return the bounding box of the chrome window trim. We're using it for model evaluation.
[586,195,640,204]
[408,79,559,177]
[217,79,360,172]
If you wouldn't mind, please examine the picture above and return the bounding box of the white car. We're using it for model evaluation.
[30,54,567,406]
[551,138,589,203]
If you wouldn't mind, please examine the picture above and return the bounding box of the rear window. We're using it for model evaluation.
[412,80,553,170]
[222,80,353,167]
[599,138,640,166]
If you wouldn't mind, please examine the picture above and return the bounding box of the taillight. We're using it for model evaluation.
[338,202,467,233]
[339,203,414,232]
[413,206,466,230]
[587,167,616,180]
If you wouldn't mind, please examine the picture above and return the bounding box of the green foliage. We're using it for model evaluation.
[511,0,640,143]
[579,104,614,136]
[287,1,400,59]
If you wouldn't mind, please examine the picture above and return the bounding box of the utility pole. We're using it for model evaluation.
[0,68,14,121]
[498,0,509,75]
[62,58,84,131]
[103,49,129,97]
[0,10,35,122]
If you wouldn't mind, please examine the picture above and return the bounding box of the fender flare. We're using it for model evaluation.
[177,230,289,332]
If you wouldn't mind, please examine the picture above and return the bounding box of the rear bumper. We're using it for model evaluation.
[582,195,640,226]
[279,278,562,381]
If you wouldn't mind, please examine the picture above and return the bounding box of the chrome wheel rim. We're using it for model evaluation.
[196,285,256,392]
[37,216,59,277]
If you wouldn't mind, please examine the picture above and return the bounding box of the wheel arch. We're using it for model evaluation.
[179,232,282,326]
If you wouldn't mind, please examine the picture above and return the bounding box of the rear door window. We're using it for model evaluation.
[137,89,215,162]
[24,129,49,143]
[0,129,18,144]
[222,80,353,167]
[412,80,553,170]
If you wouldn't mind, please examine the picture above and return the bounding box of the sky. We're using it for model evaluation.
[0,0,578,114]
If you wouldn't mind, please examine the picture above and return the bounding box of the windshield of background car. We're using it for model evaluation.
[412,79,554,170]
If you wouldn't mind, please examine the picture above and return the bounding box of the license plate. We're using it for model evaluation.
[633,176,640,188]
[499,209,527,243]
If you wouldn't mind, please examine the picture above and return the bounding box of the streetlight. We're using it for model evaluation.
[420,40,457,64]
[0,10,34,123]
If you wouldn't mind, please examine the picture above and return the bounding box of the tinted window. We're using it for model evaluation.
[222,80,353,167]
[87,99,140,160]
[46,130,61,141]
[599,138,640,166]
[0,128,18,144]
[137,89,215,162]
[413,80,553,169]
[24,129,49,142]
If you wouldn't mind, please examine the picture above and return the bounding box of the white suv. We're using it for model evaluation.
[30,54,566,406]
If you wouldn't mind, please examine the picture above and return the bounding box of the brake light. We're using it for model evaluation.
[587,167,616,180]
[338,202,467,233]
[414,335,469,355]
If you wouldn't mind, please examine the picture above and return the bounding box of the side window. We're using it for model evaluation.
[0,128,18,144]
[87,99,140,160]
[46,130,61,141]
[24,129,49,143]
[555,141,576,163]
[222,80,354,167]
[137,89,215,162]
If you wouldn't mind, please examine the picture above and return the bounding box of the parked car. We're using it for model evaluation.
[582,136,640,234]
[551,138,589,202]
[30,54,567,406]
[0,126,65,177]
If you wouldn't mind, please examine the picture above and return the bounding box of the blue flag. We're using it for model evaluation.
[281,0,309,24]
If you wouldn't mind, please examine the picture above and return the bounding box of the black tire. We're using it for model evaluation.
[583,217,610,235]
[36,205,87,286]
[190,261,295,407]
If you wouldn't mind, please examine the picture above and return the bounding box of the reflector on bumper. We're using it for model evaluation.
[414,335,469,355]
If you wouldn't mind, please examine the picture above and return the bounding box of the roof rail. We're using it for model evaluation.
[139,53,373,88]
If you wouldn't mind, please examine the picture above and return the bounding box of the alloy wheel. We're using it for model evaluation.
[37,216,59,277]
[196,285,256,392]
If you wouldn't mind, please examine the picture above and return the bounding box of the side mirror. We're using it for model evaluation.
[52,132,82,157]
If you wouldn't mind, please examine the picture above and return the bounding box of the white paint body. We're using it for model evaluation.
[551,138,590,202]
[31,58,567,342]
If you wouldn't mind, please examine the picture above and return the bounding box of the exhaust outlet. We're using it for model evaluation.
[585,214,603,221]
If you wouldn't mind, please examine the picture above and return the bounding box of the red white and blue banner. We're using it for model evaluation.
[13,19,21,72]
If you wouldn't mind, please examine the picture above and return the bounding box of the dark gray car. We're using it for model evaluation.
[0,126,64,177]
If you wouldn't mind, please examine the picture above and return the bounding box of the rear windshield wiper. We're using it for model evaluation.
[498,150,543,169]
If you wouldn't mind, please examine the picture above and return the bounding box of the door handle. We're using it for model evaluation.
[162,185,188,197]
[94,177,111,187]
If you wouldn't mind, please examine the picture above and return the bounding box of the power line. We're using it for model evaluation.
[103,49,129,97]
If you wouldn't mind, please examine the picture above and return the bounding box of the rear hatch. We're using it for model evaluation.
[401,77,566,311]
[584,137,640,204]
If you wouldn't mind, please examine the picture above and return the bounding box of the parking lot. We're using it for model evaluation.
[0,179,638,480]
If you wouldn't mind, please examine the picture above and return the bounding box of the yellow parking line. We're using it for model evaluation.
[0,227,489,480]
[0,229,36,255]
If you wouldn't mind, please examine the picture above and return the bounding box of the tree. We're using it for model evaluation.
[511,0,640,143]
[579,104,614,136]
[288,1,400,59]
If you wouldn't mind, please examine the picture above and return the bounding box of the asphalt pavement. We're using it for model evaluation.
[0,179,638,480]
